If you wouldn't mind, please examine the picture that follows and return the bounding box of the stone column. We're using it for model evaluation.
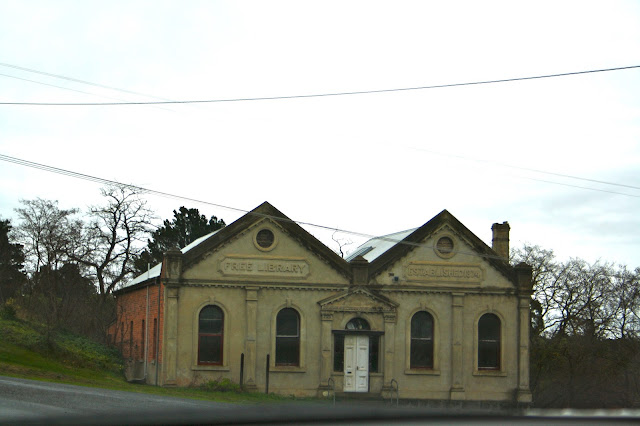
[317,311,333,394]
[450,293,465,400]
[244,286,259,392]
[383,312,397,388]
[162,248,182,386]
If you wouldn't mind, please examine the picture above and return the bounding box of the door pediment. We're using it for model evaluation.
[318,288,398,314]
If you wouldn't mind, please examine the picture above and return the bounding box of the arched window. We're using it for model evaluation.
[198,305,223,365]
[478,313,500,370]
[276,308,300,366]
[410,311,434,369]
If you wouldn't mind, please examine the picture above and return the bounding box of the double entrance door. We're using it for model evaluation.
[343,335,369,392]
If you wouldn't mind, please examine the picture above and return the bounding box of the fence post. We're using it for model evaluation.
[265,354,270,394]
[239,353,244,391]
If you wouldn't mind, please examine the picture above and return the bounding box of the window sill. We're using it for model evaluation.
[270,366,306,373]
[473,369,506,377]
[404,369,440,376]
[192,365,230,372]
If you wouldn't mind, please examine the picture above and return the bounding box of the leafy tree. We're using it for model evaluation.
[0,219,26,304]
[133,206,225,274]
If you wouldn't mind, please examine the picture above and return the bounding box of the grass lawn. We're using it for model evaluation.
[0,316,304,404]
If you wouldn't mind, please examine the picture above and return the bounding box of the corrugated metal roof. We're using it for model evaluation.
[345,228,417,262]
[124,230,221,288]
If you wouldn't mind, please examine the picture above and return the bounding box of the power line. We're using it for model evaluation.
[0,62,174,102]
[3,154,638,264]
[0,72,133,103]
[517,176,640,198]
[0,153,508,261]
[1,64,639,106]
[409,146,640,192]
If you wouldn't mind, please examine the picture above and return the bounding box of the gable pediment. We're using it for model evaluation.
[318,288,398,313]
[369,209,516,286]
[180,202,352,282]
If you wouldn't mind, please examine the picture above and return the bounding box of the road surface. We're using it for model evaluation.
[0,375,235,424]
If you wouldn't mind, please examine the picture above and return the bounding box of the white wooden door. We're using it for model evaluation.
[343,335,369,392]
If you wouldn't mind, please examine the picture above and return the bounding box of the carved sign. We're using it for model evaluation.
[219,255,309,278]
[405,262,483,283]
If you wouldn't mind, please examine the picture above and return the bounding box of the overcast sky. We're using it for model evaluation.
[1,1,639,269]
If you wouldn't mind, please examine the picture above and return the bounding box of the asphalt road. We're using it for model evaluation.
[0,375,235,424]
[5,376,639,425]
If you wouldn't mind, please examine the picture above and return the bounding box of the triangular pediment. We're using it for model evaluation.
[318,287,398,313]
[181,202,352,281]
[369,209,516,285]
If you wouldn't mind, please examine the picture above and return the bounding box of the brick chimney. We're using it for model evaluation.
[491,221,510,260]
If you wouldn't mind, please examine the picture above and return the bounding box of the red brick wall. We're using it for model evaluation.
[115,282,164,364]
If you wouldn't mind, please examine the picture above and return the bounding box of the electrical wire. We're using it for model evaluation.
[409,146,640,192]
[0,62,174,102]
[0,70,176,111]
[2,153,639,265]
[0,72,134,103]
[0,153,514,261]
[1,65,639,106]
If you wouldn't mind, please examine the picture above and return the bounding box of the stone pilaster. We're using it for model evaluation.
[350,256,369,286]
[317,311,334,394]
[383,312,397,387]
[515,262,533,404]
[163,285,179,385]
[450,293,465,400]
[517,297,533,403]
[161,248,182,386]
[244,287,259,392]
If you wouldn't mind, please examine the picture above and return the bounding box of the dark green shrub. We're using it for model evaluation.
[0,301,17,320]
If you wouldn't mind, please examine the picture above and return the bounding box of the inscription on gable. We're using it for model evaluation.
[219,255,309,278]
[405,262,483,283]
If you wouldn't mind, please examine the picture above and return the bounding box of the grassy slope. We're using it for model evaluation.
[0,317,295,403]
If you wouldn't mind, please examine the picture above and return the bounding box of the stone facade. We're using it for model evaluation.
[114,202,533,404]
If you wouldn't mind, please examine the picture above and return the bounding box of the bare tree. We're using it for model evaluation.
[513,243,640,407]
[13,199,83,337]
[14,199,80,273]
[607,266,640,339]
[331,230,353,259]
[71,185,155,298]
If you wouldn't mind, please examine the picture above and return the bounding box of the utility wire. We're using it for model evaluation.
[409,146,640,191]
[1,65,639,106]
[517,176,640,198]
[0,62,174,102]
[0,153,512,261]
[2,153,639,263]
[0,69,176,111]
[0,72,133,103]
